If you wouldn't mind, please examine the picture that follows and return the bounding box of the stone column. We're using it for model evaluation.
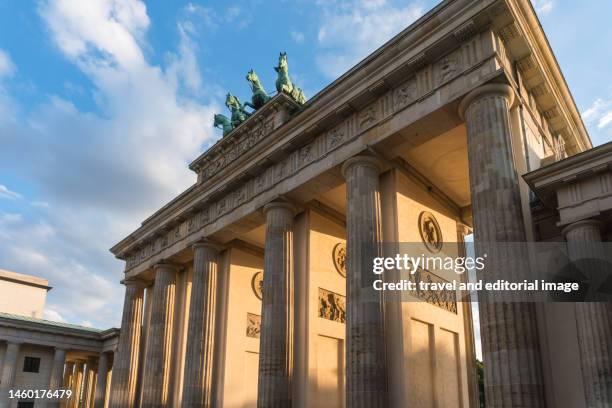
[257,202,295,408]
[72,361,85,408]
[459,83,546,407]
[109,279,146,408]
[61,362,75,408]
[0,341,21,408]
[562,220,612,406]
[94,353,109,408]
[140,264,178,408]
[81,357,97,408]
[182,243,219,408]
[341,156,387,408]
[48,348,68,408]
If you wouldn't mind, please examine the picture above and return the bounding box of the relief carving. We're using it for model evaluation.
[436,53,462,84]
[332,243,347,277]
[251,271,263,300]
[246,313,261,338]
[409,268,457,313]
[318,288,346,323]
[393,80,417,111]
[359,105,377,129]
[418,211,443,253]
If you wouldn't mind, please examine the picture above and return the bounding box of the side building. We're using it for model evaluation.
[0,270,119,408]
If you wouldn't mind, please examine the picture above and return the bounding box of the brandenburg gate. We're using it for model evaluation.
[108,0,611,407]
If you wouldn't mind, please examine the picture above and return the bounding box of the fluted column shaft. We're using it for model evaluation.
[0,341,21,408]
[81,357,97,408]
[61,362,75,408]
[109,280,146,408]
[141,264,178,408]
[48,348,68,408]
[460,84,546,407]
[257,202,295,408]
[94,353,109,408]
[72,361,85,408]
[182,243,219,408]
[342,156,387,408]
[563,220,612,407]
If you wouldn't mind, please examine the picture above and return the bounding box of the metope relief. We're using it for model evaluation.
[318,288,346,323]
[246,313,261,338]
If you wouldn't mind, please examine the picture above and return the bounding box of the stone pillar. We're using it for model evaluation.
[562,220,612,406]
[48,348,68,408]
[459,83,546,406]
[257,202,295,408]
[94,353,109,408]
[0,341,21,408]
[72,361,85,408]
[341,156,387,408]
[61,362,75,408]
[109,279,146,408]
[182,243,219,408]
[81,357,97,408]
[140,264,178,408]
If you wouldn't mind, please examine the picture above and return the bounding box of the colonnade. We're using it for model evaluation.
[108,83,611,408]
[0,342,111,408]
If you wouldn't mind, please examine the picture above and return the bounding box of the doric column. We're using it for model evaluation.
[0,341,21,408]
[48,348,68,408]
[459,83,546,407]
[341,156,387,408]
[61,361,75,408]
[257,202,295,408]
[562,220,612,407]
[182,242,219,408]
[94,353,109,408]
[140,264,178,408]
[72,361,85,408]
[109,279,146,408]
[81,357,97,408]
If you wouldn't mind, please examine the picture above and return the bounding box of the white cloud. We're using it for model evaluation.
[583,98,612,129]
[43,309,66,323]
[315,0,423,78]
[0,185,22,200]
[291,31,305,44]
[532,0,554,14]
[582,98,612,147]
[0,50,16,78]
[0,0,220,328]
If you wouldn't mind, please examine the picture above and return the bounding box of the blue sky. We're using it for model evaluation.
[0,0,611,329]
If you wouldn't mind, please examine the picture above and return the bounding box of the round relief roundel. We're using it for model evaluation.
[251,271,263,300]
[333,243,347,277]
[418,211,443,253]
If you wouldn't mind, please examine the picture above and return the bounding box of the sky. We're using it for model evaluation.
[0,0,611,329]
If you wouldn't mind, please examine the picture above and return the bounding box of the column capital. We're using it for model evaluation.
[458,83,515,120]
[263,201,296,216]
[123,277,148,289]
[561,219,603,238]
[192,240,221,253]
[153,262,180,273]
[341,155,382,178]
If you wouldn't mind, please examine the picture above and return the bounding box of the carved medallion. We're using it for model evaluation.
[332,243,347,277]
[246,313,261,338]
[418,211,443,253]
[251,271,263,300]
[318,288,346,323]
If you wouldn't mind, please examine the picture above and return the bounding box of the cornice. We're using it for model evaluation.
[501,0,591,153]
